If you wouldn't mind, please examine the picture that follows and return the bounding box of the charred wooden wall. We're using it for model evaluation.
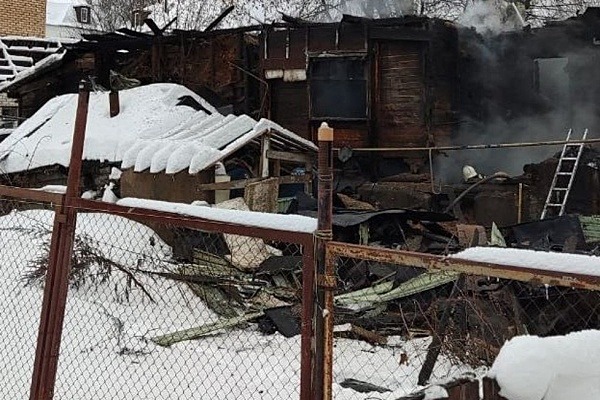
[260,18,460,172]
[10,52,94,119]
[375,41,424,148]
[261,23,370,145]
[107,32,260,116]
[120,168,215,204]
[7,30,261,119]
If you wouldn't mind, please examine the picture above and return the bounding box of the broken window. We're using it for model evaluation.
[308,56,368,120]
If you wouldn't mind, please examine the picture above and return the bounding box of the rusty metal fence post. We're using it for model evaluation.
[301,236,316,400]
[314,122,334,400]
[29,81,90,400]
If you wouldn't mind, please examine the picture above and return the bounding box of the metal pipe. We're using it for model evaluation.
[518,183,523,223]
[334,137,600,152]
[315,123,334,400]
[109,90,120,117]
[443,172,511,214]
[300,243,316,400]
[72,198,312,245]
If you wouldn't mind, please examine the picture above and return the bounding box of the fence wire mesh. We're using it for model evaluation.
[0,201,53,397]
[328,250,600,399]
[2,199,308,400]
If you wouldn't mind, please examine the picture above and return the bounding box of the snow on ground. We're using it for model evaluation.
[0,209,468,399]
[488,330,600,400]
[451,247,600,277]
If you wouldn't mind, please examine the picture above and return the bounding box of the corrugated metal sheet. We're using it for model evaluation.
[579,215,600,243]
[122,113,317,175]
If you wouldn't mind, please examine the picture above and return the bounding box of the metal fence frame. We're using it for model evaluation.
[323,241,600,399]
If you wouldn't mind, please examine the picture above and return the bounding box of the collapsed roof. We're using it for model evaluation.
[0,83,316,175]
[0,37,66,83]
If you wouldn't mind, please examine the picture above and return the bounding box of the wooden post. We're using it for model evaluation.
[109,90,120,117]
[259,133,271,178]
[29,81,90,400]
[314,122,334,400]
[482,377,509,400]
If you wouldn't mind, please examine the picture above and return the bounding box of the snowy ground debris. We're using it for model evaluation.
[0,209,469,399]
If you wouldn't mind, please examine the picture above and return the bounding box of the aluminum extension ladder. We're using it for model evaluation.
[540,128,588,219]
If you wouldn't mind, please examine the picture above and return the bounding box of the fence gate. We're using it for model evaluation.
[0,83,316,400]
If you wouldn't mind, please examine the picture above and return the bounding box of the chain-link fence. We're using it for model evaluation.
[0,189,314,400]
[50,213,308,400]
[0,199,53,398]
[325,242,600,399]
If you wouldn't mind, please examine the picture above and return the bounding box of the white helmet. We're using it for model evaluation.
[462,165,479,181]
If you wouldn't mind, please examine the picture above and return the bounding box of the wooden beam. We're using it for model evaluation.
[267,150,314,164]
[260,134,271,178]
[195,174,311,191]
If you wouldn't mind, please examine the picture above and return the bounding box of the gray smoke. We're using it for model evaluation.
[434,27,600,183]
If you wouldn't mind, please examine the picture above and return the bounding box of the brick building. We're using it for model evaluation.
[0,0,46,37]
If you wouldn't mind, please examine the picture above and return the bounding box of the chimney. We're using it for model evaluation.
[109,90,120,117]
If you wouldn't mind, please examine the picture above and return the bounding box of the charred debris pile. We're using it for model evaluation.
[137,161,600,381]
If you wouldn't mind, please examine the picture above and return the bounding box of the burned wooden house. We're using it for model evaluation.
[2,10,600,227]
[0,15,461,176]
[0,25,263,120]
[260,15,459,175]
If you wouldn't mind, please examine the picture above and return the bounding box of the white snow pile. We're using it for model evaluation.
[0,208,471,399]
[488,330,600,400]
[117,197,318,234]
[451,247,600,278]
[0,83,315,175]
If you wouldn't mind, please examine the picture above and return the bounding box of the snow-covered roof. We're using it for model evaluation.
[46,0,96,29]
[0,37,64,83]
[0,52,65,91]
[0,83,317,174]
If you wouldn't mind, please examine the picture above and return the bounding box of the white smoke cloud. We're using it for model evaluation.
[458,0,522,34]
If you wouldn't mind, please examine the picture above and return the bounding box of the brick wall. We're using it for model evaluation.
[0,0,46,37]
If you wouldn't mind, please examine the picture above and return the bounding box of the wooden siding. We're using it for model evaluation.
[375,41,426,147]
[121,169,215,204]
[270,80,310,140]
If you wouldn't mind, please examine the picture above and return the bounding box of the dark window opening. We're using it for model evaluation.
[75,6,91,24]
[309,57,368,120]
[534,57,569,103]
